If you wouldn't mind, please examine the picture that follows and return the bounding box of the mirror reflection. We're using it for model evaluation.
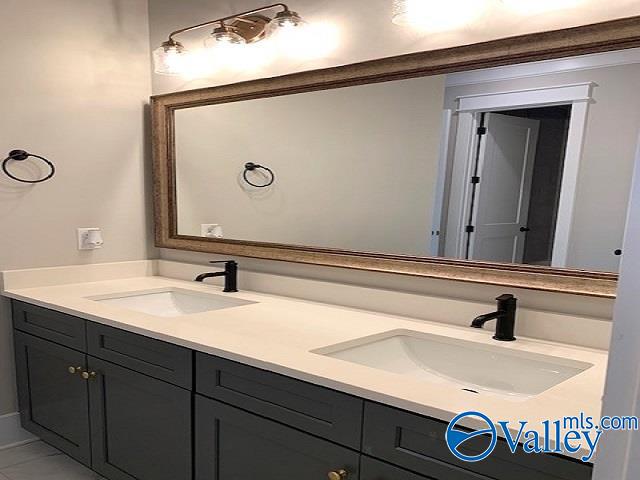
[175,48,640,273]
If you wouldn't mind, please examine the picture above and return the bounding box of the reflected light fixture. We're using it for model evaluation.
[392,0,486,32]
[153,3,309,75]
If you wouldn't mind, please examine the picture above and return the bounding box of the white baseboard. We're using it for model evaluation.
[0,412,37,451]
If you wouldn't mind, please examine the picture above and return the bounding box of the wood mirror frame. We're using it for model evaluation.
[152,16,640,299]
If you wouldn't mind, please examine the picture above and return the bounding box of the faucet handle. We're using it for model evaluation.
[209,260,237,266]
[496,293,515,302]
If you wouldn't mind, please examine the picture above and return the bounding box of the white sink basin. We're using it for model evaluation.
[89,288,256,317]
[313,330,593,398]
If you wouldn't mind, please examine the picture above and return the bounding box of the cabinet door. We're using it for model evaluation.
[195,395,360,480]
[87,358,192,480]
[14,332,91,465]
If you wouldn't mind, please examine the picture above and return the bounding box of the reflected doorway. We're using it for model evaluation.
[464,106,572,265]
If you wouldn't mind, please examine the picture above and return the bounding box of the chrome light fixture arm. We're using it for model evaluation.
[166,3,291,43]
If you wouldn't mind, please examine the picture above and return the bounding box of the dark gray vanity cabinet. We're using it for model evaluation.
[12,300,594,480]
[363,402,593,480]
[360,457,446,480]
[195,353,364,449]
[88,358,192,480]
[13,301,87,351]
[13,331,92,466]
[12,301,193,480]
[195,395,360,480]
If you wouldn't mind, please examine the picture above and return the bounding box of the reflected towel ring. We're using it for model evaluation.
[2,149,56,184]
[243,162,275,188]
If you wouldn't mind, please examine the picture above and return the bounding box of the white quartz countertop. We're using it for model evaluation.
[2,274,607,460]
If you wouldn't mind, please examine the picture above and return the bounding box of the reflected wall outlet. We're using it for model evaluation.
[201,224,223,238]
[77,228,103,250]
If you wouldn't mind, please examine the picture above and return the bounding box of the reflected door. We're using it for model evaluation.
[469,113,540,263]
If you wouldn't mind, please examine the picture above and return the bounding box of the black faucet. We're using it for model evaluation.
[194,260,238,292]
[471,294,517,341]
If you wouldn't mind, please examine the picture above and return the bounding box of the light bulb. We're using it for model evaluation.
[205,24,247,49]
[153,41,187,75]
[392,0,486,32]
[266,11,339,60]
[267,10,307,37]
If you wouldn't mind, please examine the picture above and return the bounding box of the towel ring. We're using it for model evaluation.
[2,150,55,184]
[243,162,275,188]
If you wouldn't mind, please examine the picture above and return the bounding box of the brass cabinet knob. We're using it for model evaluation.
[328,470,348,480]
[81,371,97,380]
[68,366,82,374]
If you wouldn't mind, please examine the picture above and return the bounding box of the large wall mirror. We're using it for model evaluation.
[153,17,640,297]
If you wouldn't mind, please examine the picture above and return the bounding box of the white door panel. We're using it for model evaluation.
[469,113,540,263]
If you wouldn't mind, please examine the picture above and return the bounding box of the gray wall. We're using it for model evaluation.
[175,75,445,256]
[0,0,152,415]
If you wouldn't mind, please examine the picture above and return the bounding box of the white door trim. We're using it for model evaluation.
[430,109,453,256]
[457,83,594,112]
[550,101,589,267]
[446,82,594,266]
[444,111,479,258]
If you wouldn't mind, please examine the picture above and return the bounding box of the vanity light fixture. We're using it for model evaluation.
[153,3,306,75]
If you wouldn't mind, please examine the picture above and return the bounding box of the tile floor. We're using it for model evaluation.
[0,441,105,480]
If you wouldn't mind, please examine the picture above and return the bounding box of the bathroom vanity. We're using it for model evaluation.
[6,17,638,480]
[3,269,603,480]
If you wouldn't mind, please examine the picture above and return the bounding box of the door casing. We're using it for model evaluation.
[443,82,593,268]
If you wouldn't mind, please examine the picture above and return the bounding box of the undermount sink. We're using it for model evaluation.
[88,288,256,317]
[313,329,593,398]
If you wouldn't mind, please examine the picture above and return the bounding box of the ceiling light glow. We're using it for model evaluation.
[501,0,584,14]
[392,0,486,32]
[269,21,339,60]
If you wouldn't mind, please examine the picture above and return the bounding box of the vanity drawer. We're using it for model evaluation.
[12,300,86,351]
[195,353,363,449]
[87,323,192,389]
[360,456,485,480]
[362,402,592,480]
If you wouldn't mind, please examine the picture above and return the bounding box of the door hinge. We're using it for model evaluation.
[465,225,475,233]
[477,126,487,135]
[471,176,480,184]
